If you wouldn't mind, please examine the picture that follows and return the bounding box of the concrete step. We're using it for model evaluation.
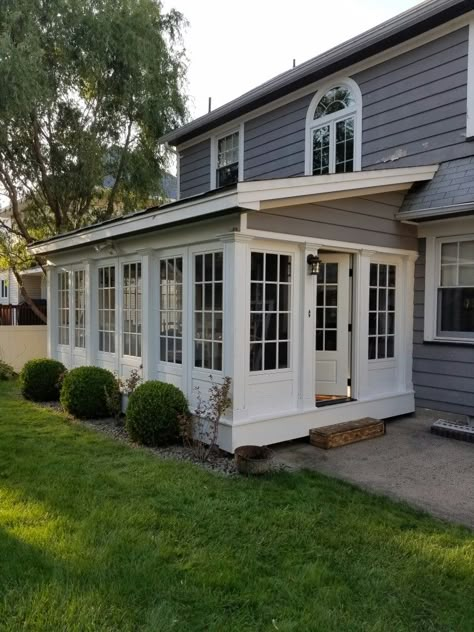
[309,417,385,449]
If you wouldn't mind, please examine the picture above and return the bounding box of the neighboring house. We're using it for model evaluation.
[30,0,474,451]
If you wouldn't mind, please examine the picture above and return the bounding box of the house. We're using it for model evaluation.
[0,207,46,320]
[30,0,474,451]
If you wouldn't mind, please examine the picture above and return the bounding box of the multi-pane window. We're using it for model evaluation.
[311,85,356,175]
[250,252,291,372]
[160,257,183,364]
[73,270,86,349]
[368,263,396,360]
[122,262,142,357]
[0,279,7,299]
[316,263,338,352]
[58,271,70,346]
[216,132,239,187]
[194,252,223,371]
[98,266,116,353]
[437,239,474,339]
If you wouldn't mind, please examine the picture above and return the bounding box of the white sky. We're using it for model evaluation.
[163,0,424,119]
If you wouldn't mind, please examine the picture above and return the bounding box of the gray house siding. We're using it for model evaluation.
[247,192,417,251]
[413,238,474,417]
[355,27,470,169]
[179,139,211,198]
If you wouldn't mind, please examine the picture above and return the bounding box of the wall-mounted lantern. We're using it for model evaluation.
[307,253,321,276]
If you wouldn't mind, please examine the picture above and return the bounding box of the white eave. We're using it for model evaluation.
[29,165,438,256]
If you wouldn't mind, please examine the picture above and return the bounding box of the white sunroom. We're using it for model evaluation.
[30,166,437,452]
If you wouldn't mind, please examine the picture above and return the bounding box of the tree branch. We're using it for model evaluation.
[106,118,133,216]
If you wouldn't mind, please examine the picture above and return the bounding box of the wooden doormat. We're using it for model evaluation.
[310,417,385,449]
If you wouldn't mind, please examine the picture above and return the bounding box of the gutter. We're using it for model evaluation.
[396,201,474,221]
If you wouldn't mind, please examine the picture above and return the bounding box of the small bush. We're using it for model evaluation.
[0,359,16,381]
[126,381,188,446]
[60,366,119,419]
[20,358,66,401]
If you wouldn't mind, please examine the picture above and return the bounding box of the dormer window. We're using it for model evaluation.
[305,80,361,176]
[216,131,239,187]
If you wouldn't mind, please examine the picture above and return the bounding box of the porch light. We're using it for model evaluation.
[307,254,321,276]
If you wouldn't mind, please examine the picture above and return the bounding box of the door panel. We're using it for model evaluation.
[315,254,350,398]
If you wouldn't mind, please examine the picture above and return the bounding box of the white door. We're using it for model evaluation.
[315,253,351,398]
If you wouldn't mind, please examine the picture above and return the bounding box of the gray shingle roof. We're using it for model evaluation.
[399,157,474,218]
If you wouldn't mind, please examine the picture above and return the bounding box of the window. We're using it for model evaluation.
[73,270,86,349]
[194,252,223,371]
[250,252,291,372]
[216,131,239,187]
[122,262,142,357]
[58,271,70,346]
[316,263,338,352]
[0,279,7,299]
[368,263,396,360]
[98,266,116,353]
[437,239,474,339]
[306,81,360,176]
[160,257,183,364]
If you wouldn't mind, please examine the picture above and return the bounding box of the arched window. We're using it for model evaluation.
[305,80,361,176]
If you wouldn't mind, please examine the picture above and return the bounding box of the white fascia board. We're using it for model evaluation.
[30,190,242,255]
[237,166,438,208]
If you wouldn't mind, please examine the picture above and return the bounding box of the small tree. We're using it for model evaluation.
[179,376,232,462]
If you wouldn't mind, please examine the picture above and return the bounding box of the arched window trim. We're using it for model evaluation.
[304,78,362,176]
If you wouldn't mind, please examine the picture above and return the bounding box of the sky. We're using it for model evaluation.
[163,0,425,119]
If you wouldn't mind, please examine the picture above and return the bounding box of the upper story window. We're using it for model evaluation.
[0,279,7,299]
[216,131,239,187]
[305,80,361,176]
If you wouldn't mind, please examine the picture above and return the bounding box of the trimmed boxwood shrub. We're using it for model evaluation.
[126,381,188,446]
[20,358,66,401]
[60,366,119,419]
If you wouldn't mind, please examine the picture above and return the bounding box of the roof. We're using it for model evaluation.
[29,166,437,255]
[160,0,472,146]
[398,157,474,220]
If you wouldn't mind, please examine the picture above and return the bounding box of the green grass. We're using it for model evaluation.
[0,381,473,632]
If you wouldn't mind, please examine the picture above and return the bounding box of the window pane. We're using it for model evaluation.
[438,288,474,335]
[264,343,277,371]
[441,242,458,265]
[251,252,264,281]
[250,343,263,371]
[278,342,289,369]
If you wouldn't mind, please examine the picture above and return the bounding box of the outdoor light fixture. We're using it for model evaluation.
[307,253,321,276]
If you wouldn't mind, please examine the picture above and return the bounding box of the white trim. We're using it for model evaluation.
[176,151,181,201]
[423,231,474,344]
[210,123,244,190]
[175,14,471,153]
[467,16,474,138]
[304,78,362,176]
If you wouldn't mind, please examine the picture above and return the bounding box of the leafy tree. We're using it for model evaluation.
[0,0,187,320]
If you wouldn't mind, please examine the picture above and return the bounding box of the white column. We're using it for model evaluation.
[403,253,418,393]
[354,249,374,400]
[46,265,56,359]
[85,259,96,366]
[298,243,318,411]
[221,233,253,422]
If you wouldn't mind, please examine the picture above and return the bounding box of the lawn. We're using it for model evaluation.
[0,381,473,632]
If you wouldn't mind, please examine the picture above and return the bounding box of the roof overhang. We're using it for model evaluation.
[397,201,474,222]
[160,0,472,146]
[29,166,438,256]
[238,166,439,210]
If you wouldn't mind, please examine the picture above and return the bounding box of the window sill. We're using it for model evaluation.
[423,338,474,347]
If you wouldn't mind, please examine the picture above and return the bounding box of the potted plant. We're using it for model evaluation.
[234,445,274,475]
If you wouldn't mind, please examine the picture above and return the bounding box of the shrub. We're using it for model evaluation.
[20,358,66,401]
[60,366,119,419]
[0,359,16,381]
[126,381,188,446]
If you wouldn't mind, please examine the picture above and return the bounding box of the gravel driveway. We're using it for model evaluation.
[273,411,474,529]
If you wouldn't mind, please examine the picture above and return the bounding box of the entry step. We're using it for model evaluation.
[309,417,385,449]
[431,420,474,443]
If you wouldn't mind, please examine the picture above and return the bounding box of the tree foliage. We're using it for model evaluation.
[0,0,187,244]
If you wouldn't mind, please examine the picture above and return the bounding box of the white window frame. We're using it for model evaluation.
[368,262,397,361]
[73,269,86,349]
[159,255,184,365]
[424,232,474,343]
[121,261,142,359]
[249,249,292,374]
[304,78,362,176]
[0,279,8,300]
[210,122,244,189]
[193,249,224,372]
[98,264,117,355]
[57,270,70,347]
